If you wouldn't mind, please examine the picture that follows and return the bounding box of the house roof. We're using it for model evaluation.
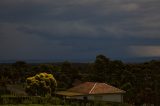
[56,91,83,96]
[56,82,125,96]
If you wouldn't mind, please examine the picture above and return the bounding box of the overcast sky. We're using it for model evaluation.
[0,0,160,62]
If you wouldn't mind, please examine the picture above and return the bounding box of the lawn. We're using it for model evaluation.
[0,104,69,106]
[0,103,131,106]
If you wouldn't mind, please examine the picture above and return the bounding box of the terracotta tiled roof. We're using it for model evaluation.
[56,91,83,96]
[68,82,95,94]
[67,82,125,94]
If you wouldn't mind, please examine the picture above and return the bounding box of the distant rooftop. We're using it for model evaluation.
[56,82,125,96]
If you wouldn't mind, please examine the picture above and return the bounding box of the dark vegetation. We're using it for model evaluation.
[0,55,160,105]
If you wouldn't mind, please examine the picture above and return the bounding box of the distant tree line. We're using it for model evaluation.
[0,55,160,105]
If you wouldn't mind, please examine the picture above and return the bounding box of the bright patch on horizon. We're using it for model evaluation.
[129,46,160,57]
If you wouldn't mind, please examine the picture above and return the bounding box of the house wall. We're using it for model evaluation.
[69,93,123,102]
[101,94,123,102]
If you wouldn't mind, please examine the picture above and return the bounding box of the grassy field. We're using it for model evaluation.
[0,104,131,106]
[0,104,69,106]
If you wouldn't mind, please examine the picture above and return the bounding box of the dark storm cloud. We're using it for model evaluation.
[0,0,160,62]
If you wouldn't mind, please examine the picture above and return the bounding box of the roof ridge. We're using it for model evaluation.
[104,83,118,89]
[89,82,97,94]
[104,83,125,92]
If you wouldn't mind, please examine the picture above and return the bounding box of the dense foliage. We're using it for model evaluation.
[25,72,57,96]
[0,55,160,105]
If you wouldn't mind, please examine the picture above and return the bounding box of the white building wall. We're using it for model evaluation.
[102,94,123,102]
[69,93,123,102]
